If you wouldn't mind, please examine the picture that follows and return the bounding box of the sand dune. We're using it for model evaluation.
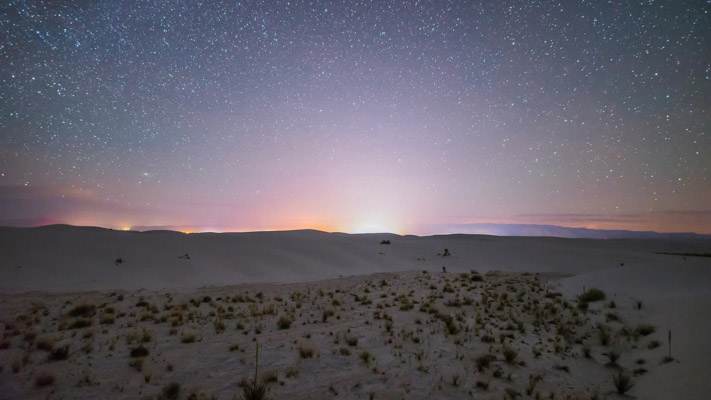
[1,225,708,293]
[0,226,709,399]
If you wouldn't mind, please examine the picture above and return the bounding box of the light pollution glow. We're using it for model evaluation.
[0,1,709,235]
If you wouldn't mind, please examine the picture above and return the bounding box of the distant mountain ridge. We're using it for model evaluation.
[0,222,709,239]
[429,223,711,239]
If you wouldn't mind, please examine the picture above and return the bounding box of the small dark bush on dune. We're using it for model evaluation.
[613,371,634,394]
[49,345,69,361]
[162,382,181,400]
[68,304,96,318]
[130,345,149,358]
[476,354,496,371]
[277,315,292,330]
[240,381,267,400]
[636,323,655,336]
[35,372,55,387]
[579,288,606,303]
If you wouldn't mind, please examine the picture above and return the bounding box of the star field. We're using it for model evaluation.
[1,0,709,233]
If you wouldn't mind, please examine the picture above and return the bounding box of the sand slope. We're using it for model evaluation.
[0,226,709,399]
[1,225,708,293]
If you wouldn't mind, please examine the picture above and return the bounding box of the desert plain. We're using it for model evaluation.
[0,226,709,399]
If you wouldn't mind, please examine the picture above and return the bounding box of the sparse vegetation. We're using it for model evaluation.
[0,267,673,399]
[636,323,655,336]
[298,344,315,359]
[579,288,606,303]
[162,382,181,400]
[277,315,292,329]
[476,354,496,371]
[130,345,149,358]
[359,350,373,365]
[613,371,634,394]
[35,372,55,387]
[49,345,69,361]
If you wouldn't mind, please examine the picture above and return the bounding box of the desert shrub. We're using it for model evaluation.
[345,337,358,347]
[502,346,518,364]
[181,334,196,343]
[277,315,292,329]
[162,382,181,400]
[261,371,278,384]
[130,346,149,358]
[598,326,611,346]
[69,304,96,318]
[49,345,69,361]
[240,381,267,400]
[613,371,634,394]
[579,288,606,303]
[35,372,55,387]
[505,388,521,399]
[322,309,335,322]
[129,358,144,371]
[582,346,592,359]
[286,367,299,378]
[481,335,495,343]
[635,323,655,336]
[647,340,661,349]
[476,354,496,371]
[36,337,54,351]
[606,312,622,322]
[68,318,92,329]
[298,345,314,359]
[526,375,541,395]
[359,350,373,365]
[380,240,391,245]
[605,350,620,366]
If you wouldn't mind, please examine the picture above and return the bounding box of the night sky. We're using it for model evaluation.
[1,1,709,234]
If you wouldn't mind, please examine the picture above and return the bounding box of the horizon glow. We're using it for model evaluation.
[1,1,709,235]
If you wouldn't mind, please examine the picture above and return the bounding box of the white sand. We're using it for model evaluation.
[0,225,709,399]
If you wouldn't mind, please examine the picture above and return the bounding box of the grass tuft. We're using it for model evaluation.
[613,371,634,394]
[578,288,606,303]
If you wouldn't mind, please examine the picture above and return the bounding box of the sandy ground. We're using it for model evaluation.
[0,226,710,399]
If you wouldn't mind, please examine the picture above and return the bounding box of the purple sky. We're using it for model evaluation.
[1,1,709,234]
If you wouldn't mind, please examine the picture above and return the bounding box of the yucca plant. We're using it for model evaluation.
[240,342,268,400]
[613,371,634,394]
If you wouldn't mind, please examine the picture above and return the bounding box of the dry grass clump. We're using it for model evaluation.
[128,358,144,371]
[502,346,518,364]
[578,288,606,303]
[613,371,634,394]
[359,350,373,365]
[68,304,96,318]
[240,381,267,400]
[35,372,55,387]
[130,345,149,358]
[277,315,292,330]
[298,344,315,359]
[635,323,655,336]
[49,345,69,361]
[161,382,181,400]
[36,336,54,351]
[476,354,496,371]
